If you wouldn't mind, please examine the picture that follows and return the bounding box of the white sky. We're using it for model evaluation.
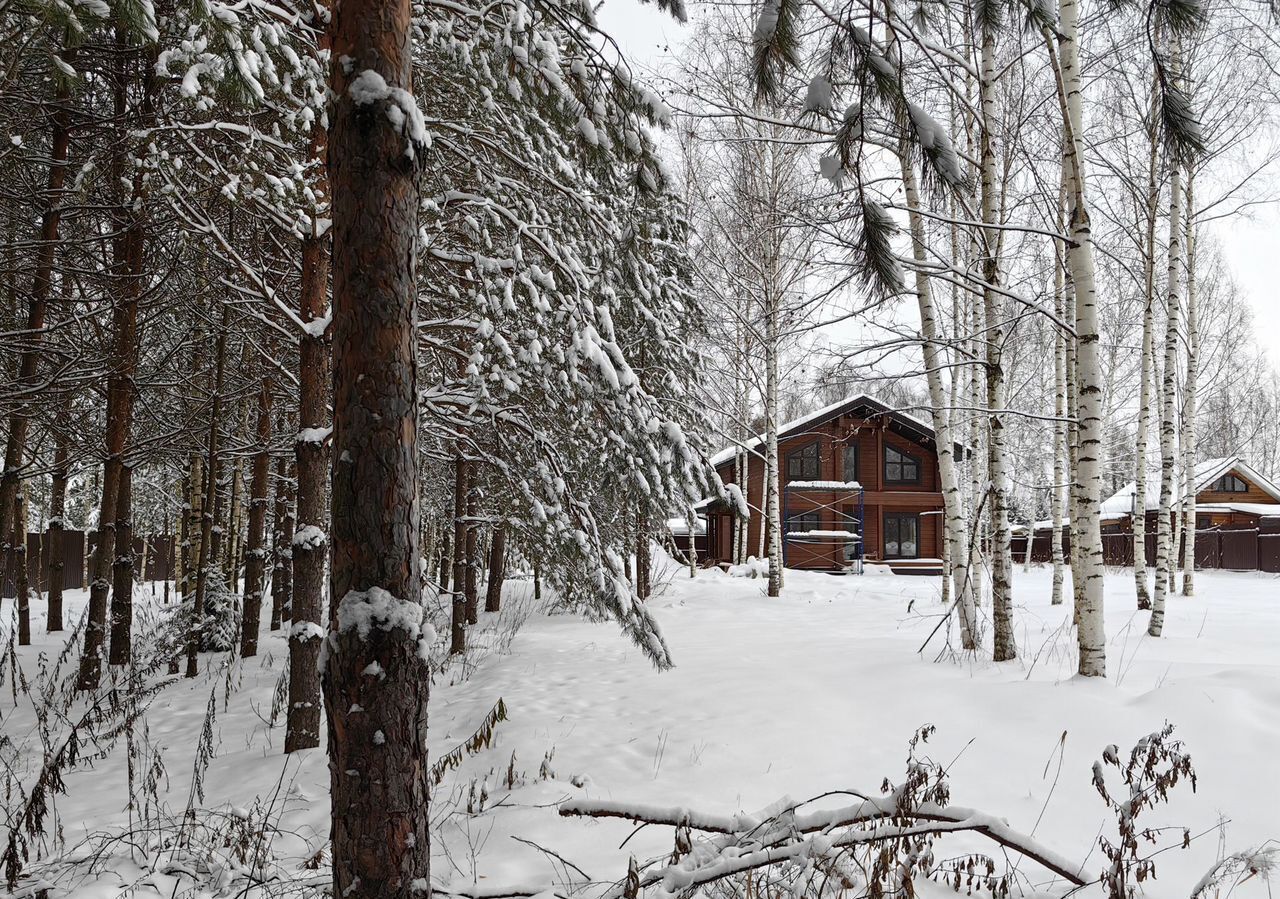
[596,1,1280,365]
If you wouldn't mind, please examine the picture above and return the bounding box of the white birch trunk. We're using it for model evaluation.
[1057,0,1106,674]
[1180,170,1199,596]
[900,147,976,650]
[1051,194,1067,607]
[1150,47,1184,640]
[980,27,1015,662]
[1133,89,1159,610]
[765,291,783,597]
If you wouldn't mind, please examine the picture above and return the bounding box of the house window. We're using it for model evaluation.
[787,441,821,480]
[1196,514,1212,530]
[786,511,820,534]
[841,505,861,562]
[842,443,859,483]
[1211,474,1248,493]
[884,446,921,484]
[883,512,919,559]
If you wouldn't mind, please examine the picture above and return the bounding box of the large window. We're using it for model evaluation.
[884,445,921,484]
[1211,473,1248,493]
[841,505,862,562]
[842,443,859,483]
[786,511,820,534]
[883,512,919,559]
[787,441,821,480]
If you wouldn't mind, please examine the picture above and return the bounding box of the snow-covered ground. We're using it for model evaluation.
[4,561,1279,897]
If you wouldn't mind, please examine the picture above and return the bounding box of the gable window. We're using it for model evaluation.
[842,443,859,483]
[883,512,919,559]
[1211,473,1248,493]
[786,441,821,480]
[884,445,921,484]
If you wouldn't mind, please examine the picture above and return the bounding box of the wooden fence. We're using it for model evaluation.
[1,531,175,598]
[1012,526,1280,574]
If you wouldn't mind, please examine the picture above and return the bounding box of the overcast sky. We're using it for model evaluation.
[596,0,1280,365]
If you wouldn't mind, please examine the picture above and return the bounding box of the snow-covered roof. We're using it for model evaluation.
[786,480,862,491]
[1101,457,1280,515]
[1195,502,1280,519]
[709,393,942,468]
[666,516,707,536]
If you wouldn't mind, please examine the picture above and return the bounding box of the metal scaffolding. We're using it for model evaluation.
[781,480,865,573]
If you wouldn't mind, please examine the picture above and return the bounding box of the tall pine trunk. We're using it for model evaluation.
[321,0,431,890]
[189,315,229,677]
[450,456,468,654]
[270,450,294,630]
[79,44,149,688]
[0,76,70,561]
[241,372,273,657]
[46,404,69,632]
[484,525,505,613]
[14,488,29,646]
[464,476,479,623]
[286,98,332,753]
[107,464,133,664]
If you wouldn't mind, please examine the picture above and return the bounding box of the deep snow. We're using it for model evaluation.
[3,560,1278,897]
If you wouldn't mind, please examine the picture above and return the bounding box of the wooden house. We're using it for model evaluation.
[1099,457,1280,532]
[700,394,954,575]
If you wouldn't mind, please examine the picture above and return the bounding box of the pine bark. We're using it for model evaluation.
[270,450,294,630]
[190,316,229,677]
[322,0,430,890]
[464,477,479,624]
[240,373,273,657]
[14,489,29,646]
[107,464,133,665]
[46,408,69,632]
[0,75,70,564]
[78,92,148,689]
[286,98,332,754]
[450,456,468,654]
[484,525,505,613]
[636,511,650,601]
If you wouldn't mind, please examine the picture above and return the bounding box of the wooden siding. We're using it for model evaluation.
[1196,468,1277,506]
[711,411,946,569]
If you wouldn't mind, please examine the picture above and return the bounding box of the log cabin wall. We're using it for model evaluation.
[713,409,947,568]
[1196,469,1275,506]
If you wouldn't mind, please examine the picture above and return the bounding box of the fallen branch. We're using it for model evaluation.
[559,791,1090,889]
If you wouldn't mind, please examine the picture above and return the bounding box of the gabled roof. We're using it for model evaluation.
[1101,457,1280,515]
[709,393,948,468]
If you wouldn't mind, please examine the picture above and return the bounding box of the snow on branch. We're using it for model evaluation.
[560,728,1093,894]
[559,792,1089,889]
